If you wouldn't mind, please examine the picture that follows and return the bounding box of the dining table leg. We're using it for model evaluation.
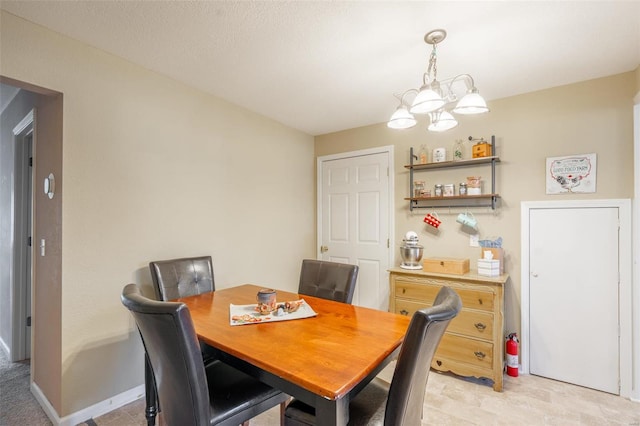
[314,395,349,426]
[144,353,158,426]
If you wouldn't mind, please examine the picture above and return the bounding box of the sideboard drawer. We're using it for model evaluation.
[394,281,440,302]
[455,287,495,312]
[394,300,494,340]
[394,278,495,312]
[449,309,494,339]
[394,299,428,317]
[434,333,494,370]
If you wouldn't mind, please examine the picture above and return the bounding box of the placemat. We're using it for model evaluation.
[229,299,317,325]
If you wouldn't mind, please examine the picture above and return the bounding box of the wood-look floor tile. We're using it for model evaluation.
[88,364,640,426]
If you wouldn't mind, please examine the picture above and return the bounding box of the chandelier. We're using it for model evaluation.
[387,29,489,132]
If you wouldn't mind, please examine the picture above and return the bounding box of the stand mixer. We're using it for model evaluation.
[400,231,424,270]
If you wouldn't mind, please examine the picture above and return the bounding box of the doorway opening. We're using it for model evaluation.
[13,110,35,361]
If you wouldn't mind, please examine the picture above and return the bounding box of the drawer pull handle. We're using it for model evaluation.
[474,322,487,331]
[478,298,483,305]
[402,288,406,294]
[436,360,442,367]
[474,351,486,359]
[400,309,409,316]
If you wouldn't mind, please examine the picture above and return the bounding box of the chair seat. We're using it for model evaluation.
[284,377,389,426]
[348,378,388,426]
[207,361,289,425]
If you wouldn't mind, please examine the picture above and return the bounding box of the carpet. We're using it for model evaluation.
[0,349,51,426]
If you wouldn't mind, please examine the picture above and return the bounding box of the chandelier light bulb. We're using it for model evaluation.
[410,83,445,114]
[428,111,458,132]
[452,89,490,115]
[387,105,417,129]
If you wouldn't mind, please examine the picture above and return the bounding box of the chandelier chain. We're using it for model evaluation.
[426,43,438,84]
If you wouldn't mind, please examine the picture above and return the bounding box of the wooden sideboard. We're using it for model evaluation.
[389,267,509,391]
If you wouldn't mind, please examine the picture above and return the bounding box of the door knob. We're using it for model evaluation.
[532,273,538,277]
[320,245,329,253]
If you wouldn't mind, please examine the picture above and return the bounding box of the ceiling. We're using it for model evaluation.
[1,1,639,136]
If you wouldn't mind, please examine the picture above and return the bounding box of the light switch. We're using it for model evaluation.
[469,234,479,247]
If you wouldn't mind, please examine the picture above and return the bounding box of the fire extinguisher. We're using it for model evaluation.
[506,333,519,377]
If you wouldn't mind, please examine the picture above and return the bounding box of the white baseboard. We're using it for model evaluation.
[31,381,145,426]
[31,381,61,425]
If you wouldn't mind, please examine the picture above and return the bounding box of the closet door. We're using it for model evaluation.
[319,150,391,310]
[529,206,619,394]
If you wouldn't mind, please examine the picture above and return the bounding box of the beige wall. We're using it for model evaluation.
[316,71,636,339]
[1,11,315,417]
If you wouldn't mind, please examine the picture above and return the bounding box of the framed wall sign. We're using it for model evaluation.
[546,153,596,194]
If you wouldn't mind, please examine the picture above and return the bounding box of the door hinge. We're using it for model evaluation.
[28,236,32,247]
[387,239,390,248]
[29,157,33,167]
[26,316,31,327]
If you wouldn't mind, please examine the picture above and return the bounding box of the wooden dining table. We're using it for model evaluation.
[167,283,410,426]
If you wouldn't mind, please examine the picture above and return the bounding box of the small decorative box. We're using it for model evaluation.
[472,142,492,158]
[423,257,470,275]
[480,248,504,273]
[477,259,500,276]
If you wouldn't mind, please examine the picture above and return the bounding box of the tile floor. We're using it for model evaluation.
[86,364,640,425]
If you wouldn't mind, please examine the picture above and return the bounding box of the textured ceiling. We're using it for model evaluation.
[2,1,639,136]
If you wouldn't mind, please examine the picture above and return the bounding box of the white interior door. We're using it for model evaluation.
[318,148,392,310]
[25,133,33,359]
[529,206,619,394]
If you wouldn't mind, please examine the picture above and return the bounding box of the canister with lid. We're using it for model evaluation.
[414,181,425,197]
[467,176,482,195]
[459,182,468,195]
[444,184,455,197]
[434,184,443,197]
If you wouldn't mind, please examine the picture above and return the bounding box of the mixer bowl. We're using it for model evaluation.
[400,244,423,267]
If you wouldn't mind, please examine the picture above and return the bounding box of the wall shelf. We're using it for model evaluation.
[404,156,500,171]
[407,135,500,210]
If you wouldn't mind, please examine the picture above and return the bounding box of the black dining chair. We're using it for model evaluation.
[297,259,359,304]
[149,255,217,361]
[143,256,218,424]
[149,255,215,301]
[121,284,289,426]
[284,286,462,426]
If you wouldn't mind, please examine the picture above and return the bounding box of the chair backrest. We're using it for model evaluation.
[149,256,214,301]
[384,286,462,426]
[298,259,359,304]
[121,284,210,426]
